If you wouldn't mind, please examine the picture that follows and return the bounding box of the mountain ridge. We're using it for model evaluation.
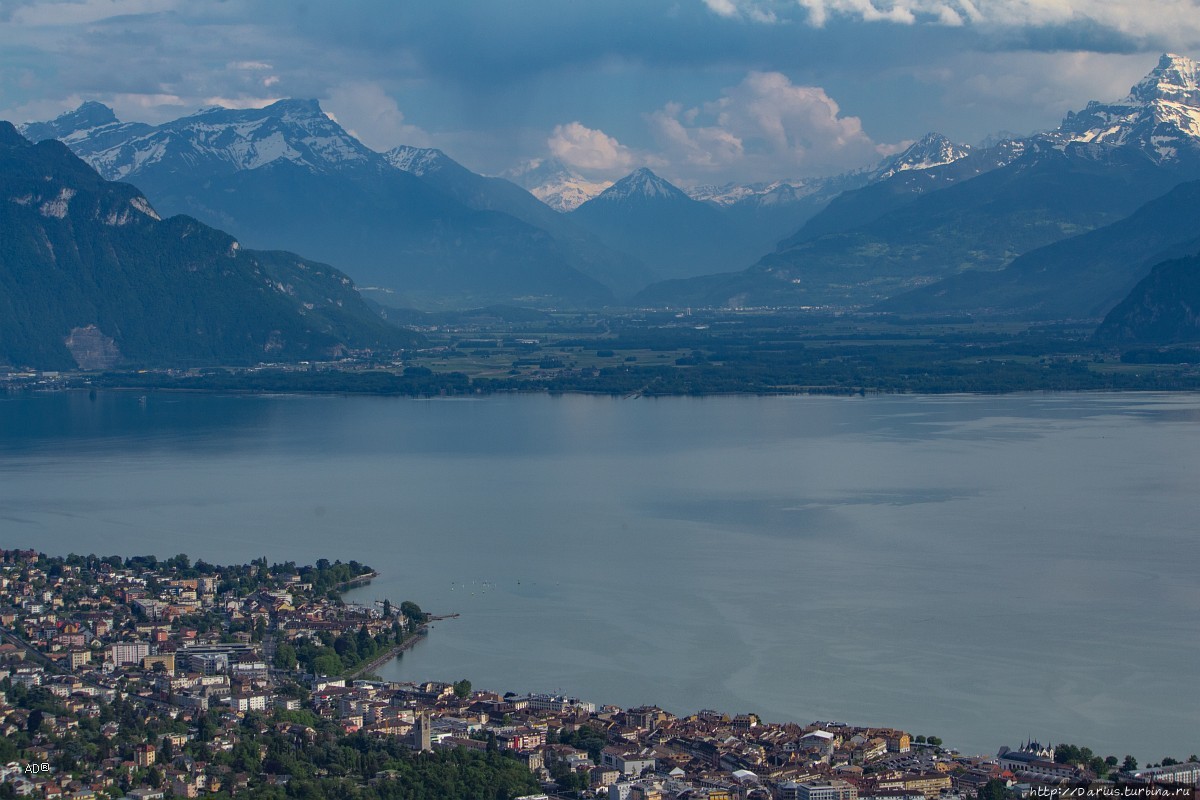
[0,121,410,370]
[27,101,616,308]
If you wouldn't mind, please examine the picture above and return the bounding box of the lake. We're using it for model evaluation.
[2,389,1197,761]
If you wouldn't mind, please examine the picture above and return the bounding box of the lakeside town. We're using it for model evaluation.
[0,550,1196,800]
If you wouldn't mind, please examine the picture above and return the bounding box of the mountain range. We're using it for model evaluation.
[23,100,979,305]
[638,53,1200,317]
[21,100,615,309]
[0,122,408,370]
[16,52,1200,340]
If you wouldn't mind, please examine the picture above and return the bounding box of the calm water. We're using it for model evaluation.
[2,390,1198,760]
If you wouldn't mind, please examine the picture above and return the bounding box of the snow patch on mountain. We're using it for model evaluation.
[1054,53,1200,162]
[592,168,689,203]
[502,158,611,212]
[687,180,816,206]
[34,99,377,182]
[868,133,973,181]
[384,145,445,176]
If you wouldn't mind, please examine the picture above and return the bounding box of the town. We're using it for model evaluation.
[0,549,1195,800]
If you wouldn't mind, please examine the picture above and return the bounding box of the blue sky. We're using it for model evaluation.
[1,0,1197,184]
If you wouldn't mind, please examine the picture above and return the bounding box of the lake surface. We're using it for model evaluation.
[2,390,1197,760]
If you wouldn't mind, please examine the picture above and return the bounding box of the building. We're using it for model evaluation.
[109,641,150,666]
[779,779,858,800]
[411,712,432,752]
[1129,763,1200,785]
[134,743,156,768]
[601,747,656,778]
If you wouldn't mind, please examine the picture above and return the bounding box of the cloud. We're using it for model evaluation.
[9,0,181,26]
[913,49,1156,133]
[701,0,779,22]
[547,121,638,174]
[200,95,282,110]
[646,71,895,181]
[785,0,1200,47]
[321,82,431,150]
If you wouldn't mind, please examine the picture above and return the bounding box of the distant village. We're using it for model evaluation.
[0,549,1196,800]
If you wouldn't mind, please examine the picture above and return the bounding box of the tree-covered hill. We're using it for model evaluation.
[0,122,414,369]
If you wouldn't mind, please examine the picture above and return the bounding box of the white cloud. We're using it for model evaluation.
[706,0,1200,47]
[703,0,742,16]
[201,95,281,110]
[646,71,896,182]
[322,82,430,150]
[547,121,638,174]
[701,0,780,22]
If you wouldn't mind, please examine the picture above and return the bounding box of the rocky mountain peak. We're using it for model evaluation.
[598,167,688,202]
[1056,53,1200,162]
[20,101,122,144]
[384,145,447,176]
[870,132,972,181]
[1128,53,1200,106]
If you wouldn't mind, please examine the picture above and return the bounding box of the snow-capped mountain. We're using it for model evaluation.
[688,180,811,206]
[868,133,972,181]
[1053,52,1200,163]
[25,99,377,182]
[502,158,611,212]
[588,167,691,203]
[383,144,446,176]
[638,54,1200,312]
[20,100,152,148]
[23,100,617,308]
[385,145,653,296]
[571,168,788,281]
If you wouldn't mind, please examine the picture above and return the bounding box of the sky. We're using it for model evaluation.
[1,0,1198,186]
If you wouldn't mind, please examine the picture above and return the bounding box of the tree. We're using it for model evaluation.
[927,736,942,747]
[978,779,1012,800]
[1122,755,1138,772]
[400,601,428,624]
[453,679,472,699]
[382,599,392,618]
[313,653,343,676]
[274,643,298,670]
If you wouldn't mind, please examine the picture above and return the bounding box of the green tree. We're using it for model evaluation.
[313,653,343,676]
[453,679,472,699]
[274,643,298,670]
[978,779,1012,800]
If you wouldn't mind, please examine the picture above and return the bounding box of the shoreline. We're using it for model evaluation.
[344,627,428,679]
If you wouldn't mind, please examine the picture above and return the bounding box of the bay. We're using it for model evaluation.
[1,389,1197,761]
